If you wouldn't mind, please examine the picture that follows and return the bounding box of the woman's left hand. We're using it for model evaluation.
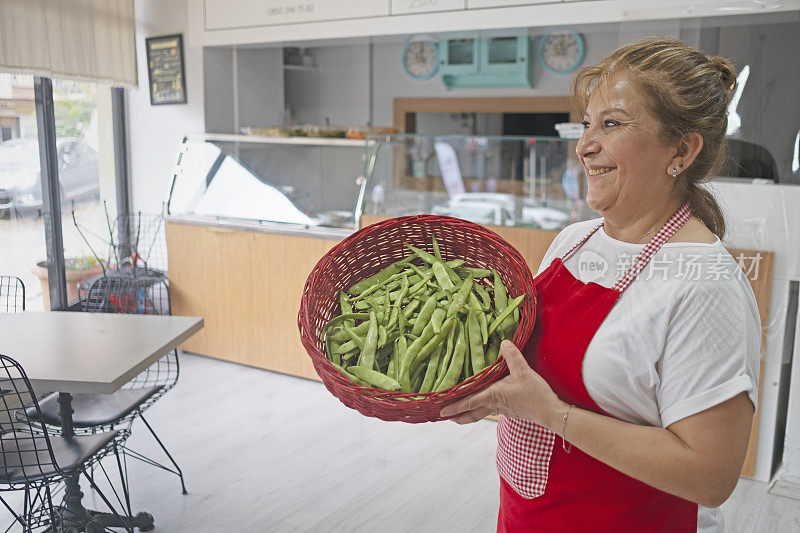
[440,340,567,427]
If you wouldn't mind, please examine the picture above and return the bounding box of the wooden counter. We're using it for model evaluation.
[166,221,340,379]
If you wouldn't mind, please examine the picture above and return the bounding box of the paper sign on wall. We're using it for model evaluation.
[434,141,466,196]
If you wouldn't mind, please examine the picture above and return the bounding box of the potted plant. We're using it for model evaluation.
[31,254,104,310]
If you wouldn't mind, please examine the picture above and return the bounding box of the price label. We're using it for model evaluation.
[465,136,489,150]
[391,0,465,15]
[467,0,555,8]
[205,0,389,30]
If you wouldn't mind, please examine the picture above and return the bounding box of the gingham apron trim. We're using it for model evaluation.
[613,202,692,291]
[496,202,692,499]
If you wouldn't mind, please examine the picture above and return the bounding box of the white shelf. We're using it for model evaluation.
[193,133,368,147]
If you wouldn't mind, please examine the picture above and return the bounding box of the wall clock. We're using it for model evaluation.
[402,38,439,81]
[537,32,585,75]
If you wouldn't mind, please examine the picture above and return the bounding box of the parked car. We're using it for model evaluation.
[0,138,99,216]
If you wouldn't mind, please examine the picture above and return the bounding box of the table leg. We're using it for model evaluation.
[57,393,96,530]
[55,393,154,532]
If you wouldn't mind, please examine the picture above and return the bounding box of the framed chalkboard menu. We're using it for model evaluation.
[146,34,187,105]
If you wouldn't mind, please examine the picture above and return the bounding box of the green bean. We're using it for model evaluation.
[411,316,456,371]
[412,295,438,336]
[402,298,420,317]
[411,363,426,393]
[330,321,368,342]
[433,321,457,391]
[388,337,405,381]
[399,322,436,389]
[343,325,365,349]
[394,254,416,267]
[408,272,434,297]
[455,267,492,279]
[488,294,525,336]
[473,282,492,311]
[467,309,486,374]
[382,287,391,328]
[332,363,369,386]
[340,291,353,317]
[407,262,428,278]
[323,313,370,336]
[468,293,488,343]
[347,366,401,391]
[447,276,473,317]
[378,324,387,348]
[493,269,508,312]
[358,311,378,369]
[388,274,409,329]
[513,306,520,326]
[431,289,448,301]
[435,322,467,392]
[397,337,410,390]
[431,308,446,335]
[432,233,442,261]
[443,262,462,286]
[419,342,444,393]
[463,327,472,378]
[385,330,402,346]
[432,262,455,291]
[376,344,393,372]
[333,340,359,355]
[329,337,342,365]
[406,243,437,265]
[467,292,482,312]
[445,259,465,268]
[348,263,403,296]
[485,336,501,366]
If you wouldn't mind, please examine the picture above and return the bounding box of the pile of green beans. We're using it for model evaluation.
[323,236,525,393]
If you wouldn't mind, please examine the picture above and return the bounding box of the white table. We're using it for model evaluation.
[0,311,204,531]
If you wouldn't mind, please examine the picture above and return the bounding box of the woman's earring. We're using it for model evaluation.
[672,168,677,178]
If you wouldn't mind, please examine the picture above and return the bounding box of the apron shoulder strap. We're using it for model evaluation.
[561,221,605,263]
[612,202,692,292]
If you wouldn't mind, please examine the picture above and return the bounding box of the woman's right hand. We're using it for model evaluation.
[440,340,568,429]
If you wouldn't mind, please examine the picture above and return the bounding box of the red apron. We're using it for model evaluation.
[496,203,698,532]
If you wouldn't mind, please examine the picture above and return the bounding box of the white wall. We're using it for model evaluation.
[127,0,204,213]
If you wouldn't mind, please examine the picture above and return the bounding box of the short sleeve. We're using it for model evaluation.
[656,277,761,428]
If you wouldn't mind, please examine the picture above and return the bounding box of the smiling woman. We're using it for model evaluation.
[572,39,736,243]
[440,38,759,533]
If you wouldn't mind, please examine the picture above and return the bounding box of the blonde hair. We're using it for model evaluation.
[571,37,737,238]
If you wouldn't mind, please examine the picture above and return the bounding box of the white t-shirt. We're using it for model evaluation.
[537,218,761,532]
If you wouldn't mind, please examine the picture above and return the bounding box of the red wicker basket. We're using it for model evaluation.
[298,215,537,423]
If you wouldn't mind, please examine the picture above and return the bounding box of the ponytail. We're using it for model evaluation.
[687,183,726,239]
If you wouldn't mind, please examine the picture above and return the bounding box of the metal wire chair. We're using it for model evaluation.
[71,206,168,278]
[112,212,168,274]
[0,353,133,532]
[0,277,24,313]
[34,270,186,495]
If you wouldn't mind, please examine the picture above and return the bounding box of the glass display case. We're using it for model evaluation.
[361,133,594,230]
[166,133,368,235]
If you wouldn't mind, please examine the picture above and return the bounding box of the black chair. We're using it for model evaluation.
[0,353,133,532]
[0,277,24,313]
[31,270,186,495]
